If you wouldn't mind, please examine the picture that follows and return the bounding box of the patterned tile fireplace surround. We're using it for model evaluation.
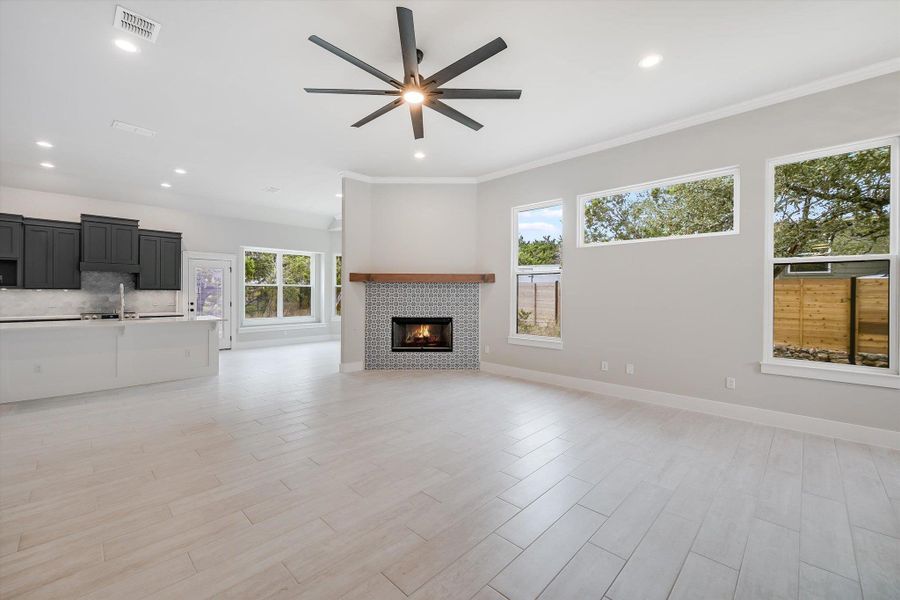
[364,282,479,370]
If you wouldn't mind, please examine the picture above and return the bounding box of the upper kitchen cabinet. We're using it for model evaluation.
[80,214,139,272]
[0,213,24,288]
[23,218,81,289]
[137,230,182,290]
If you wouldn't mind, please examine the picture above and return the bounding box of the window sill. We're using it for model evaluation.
[507,335,563,350]
[760,359,900,389]
[239,321,328,334]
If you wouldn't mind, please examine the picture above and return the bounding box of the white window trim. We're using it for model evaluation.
[576,166,740,248]
[241,246,321,327]
[761,135,900,389]
[510,199,563,348]
[332,253,342,321]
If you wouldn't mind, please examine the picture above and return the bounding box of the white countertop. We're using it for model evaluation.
[0,316,219,331]
[0,312,185,322]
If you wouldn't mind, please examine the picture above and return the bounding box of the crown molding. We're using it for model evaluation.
[339,171,373,183]
[475,57,900,183]
[339,171,476,185]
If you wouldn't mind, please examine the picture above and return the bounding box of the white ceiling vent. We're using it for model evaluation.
[111,120,157,137]
[113,5,161,43]
[262,186,281,193]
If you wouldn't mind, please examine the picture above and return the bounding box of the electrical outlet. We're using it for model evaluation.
[484,345,491,354]
[184,349,191,358]
[33,364,42,374]
[726,377,736,390]
[626,363,634,375]
[600,361,609,372]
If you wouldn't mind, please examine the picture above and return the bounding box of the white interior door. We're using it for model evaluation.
[187,257,233,350]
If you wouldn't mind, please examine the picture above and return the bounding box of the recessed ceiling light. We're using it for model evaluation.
[413,151,426,159]
[114,38,140,53]
[402,89,425,104]
[39,162,55,169]
[160,182,171,188]
[174,168,187,175]
[638,54,663,69]
[335,193,343,198]
[35,140,54,148]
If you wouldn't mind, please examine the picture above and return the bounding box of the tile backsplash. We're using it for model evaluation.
[0,271,178,317]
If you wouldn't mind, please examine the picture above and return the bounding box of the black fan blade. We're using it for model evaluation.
[436,88,521,99]
[351,98,403,128]
[308,35,402,89]
[424,38,507,88]
[426,99,483,131]
[304,88,400,96]
[396,7,419,86]
[409,103,424,139]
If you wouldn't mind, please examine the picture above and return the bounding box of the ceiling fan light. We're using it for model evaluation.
[403,89,425,104]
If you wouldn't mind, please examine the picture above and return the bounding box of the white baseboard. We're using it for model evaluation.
[480,361,900,450]
[340,361,364,373]
[235,334,339,350]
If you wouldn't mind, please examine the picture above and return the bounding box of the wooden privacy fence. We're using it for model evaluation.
[774,277,889,359]
[517,281,560,325]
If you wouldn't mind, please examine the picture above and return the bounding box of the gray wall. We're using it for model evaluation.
[0,186,342,346]
[477,72,900,431]
[340,178,373,366]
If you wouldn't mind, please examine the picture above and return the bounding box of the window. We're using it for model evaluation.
[763,137,898,388]
[511,201,562,347]
[243,247,316,324]
[578,168,738,246]
[786,262,832,275]
[334,254,342,318]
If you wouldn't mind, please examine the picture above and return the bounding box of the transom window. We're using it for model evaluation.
[577,167,738,246]
[763,137,898,388]
[243,247,316,324]
[511,201,562,347]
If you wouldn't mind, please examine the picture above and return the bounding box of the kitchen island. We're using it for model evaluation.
[0,317,219,403]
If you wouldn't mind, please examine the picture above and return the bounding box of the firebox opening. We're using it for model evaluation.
[391,317,452,352]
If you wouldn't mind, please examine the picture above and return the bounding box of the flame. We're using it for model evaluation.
[405,323,444,345]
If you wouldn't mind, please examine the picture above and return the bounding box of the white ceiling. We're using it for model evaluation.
[1,0,899,228]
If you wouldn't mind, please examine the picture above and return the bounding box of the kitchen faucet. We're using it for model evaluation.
[118,282,125,321]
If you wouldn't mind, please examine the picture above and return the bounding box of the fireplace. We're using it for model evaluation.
[391,317,453,352]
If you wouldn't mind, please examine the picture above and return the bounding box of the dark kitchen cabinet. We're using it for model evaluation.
[52,227,81,289]
[80,214,139,272]
[0,213,23,288]
[23,219,81,289]
[137,230,181,290]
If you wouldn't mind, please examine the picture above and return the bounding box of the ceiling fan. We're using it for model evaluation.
[304,6,521,140]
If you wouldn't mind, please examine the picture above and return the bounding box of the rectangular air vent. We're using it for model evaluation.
[111,120,157,137]
[113,5,161,43]
[262,186,282,193]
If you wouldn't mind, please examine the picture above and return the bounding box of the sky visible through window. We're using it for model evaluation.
[518,205,563,241]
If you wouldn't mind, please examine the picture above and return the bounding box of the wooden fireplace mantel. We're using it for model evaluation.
[348,273,496,284]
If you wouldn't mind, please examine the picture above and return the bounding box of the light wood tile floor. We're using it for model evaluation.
[1,341,899,599]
